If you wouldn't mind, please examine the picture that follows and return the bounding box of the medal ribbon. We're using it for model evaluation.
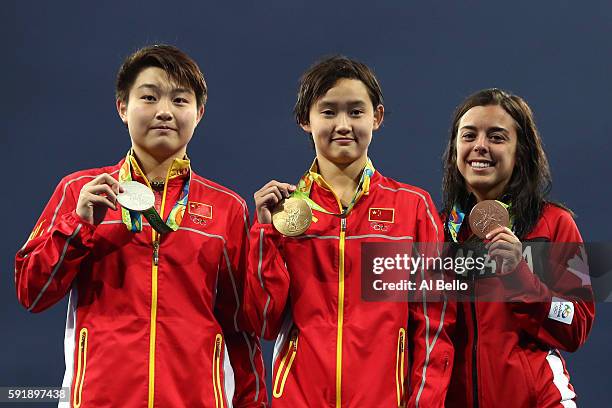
[293,158,375,217]
[447,200,512,243]
[118,151,190,233]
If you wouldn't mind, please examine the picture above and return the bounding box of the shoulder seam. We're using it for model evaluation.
[378,184,439,240]
[191,178,246,208]
[191,178,249,236]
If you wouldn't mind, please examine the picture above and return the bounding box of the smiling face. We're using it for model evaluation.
[117,66,204,160]
[300,78,383,167]
[456,104,518,201]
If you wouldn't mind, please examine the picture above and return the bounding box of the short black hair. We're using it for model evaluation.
[116,44,207,108]
[294,55,384,125]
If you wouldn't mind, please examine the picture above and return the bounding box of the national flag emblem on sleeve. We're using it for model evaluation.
[368,208,395,223]
[188,202,213,219]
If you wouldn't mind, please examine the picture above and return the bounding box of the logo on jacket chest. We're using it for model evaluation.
[187,201,213,226]
[369,207,395,232]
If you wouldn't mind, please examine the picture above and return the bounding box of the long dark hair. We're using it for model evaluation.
[442,88,554,239]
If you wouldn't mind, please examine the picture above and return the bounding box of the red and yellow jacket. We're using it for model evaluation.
[244,161,454,407]
[15,155,267,408]
[445,203,595,408]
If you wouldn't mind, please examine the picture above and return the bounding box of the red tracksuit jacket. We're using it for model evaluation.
[445,203,595,408]
[15,156,267,408]
[244,161,455,407]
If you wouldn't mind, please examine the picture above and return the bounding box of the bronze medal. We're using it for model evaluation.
[468,200,510,239]
[272,197,313,237]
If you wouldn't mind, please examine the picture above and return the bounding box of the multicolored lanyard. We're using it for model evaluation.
[293,158,375,217]
[447,200,512,243]
[118,151,190,233]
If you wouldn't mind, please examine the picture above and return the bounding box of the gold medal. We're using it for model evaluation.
[272,197,312,237]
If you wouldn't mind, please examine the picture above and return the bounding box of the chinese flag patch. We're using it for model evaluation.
[188,202,213,219]
[368,208,395,223]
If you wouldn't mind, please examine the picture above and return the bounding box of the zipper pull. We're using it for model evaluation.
[79,331,87,350]
[216,337,222,358]
[153,240,160,266]
[399,332,405,352]
[290,330,298,350]
[341,217,346,232]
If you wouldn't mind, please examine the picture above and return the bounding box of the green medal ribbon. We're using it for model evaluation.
[118,151,190,234]
[293,158,375,217]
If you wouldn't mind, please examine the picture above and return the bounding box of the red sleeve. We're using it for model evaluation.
[501,208,595,352]
[407,193,455,408]
[214,201,268,407]
[243,219,291,341]
[15,177,96,312]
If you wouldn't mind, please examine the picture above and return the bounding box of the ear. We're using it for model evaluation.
[300,121,312,133]
[372,104,385,131]
[195,105,205,126]
[117,99,128,124]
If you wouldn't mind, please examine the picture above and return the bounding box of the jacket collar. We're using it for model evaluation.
[125,149,190,187]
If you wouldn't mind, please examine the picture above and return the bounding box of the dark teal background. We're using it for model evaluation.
[3,1,611,406]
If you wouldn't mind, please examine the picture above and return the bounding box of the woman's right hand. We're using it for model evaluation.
[254,180,296,224]
[76,173,124,225]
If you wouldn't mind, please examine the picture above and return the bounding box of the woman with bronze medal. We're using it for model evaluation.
[243,56,454,407]
[441,89,595,407]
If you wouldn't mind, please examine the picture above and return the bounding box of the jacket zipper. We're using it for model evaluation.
[272,329,299,398]
[471,272,479,408]
[212,334,225,408]
[148,179,170,408]
[318,177,358,408]
[73,327,88,408]
[153,240,159,266]
[335,215,347,408]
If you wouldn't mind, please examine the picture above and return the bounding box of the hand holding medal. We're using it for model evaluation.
[469,200,521,274]
[76,173,124,226]
[254,180,313,236]
[255,161,374,236]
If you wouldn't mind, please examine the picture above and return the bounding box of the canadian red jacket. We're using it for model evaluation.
[15,156,267,408]
[244,162,455,407]
[445,203,595,408]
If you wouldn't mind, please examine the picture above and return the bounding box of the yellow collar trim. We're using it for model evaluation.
[128,151,191,183]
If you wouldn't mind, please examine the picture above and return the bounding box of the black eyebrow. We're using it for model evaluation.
[487,127,509,134]
[135,84,192,94]
[318,100,368,107]
[136,84,159,91]
[459,125,509,133]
